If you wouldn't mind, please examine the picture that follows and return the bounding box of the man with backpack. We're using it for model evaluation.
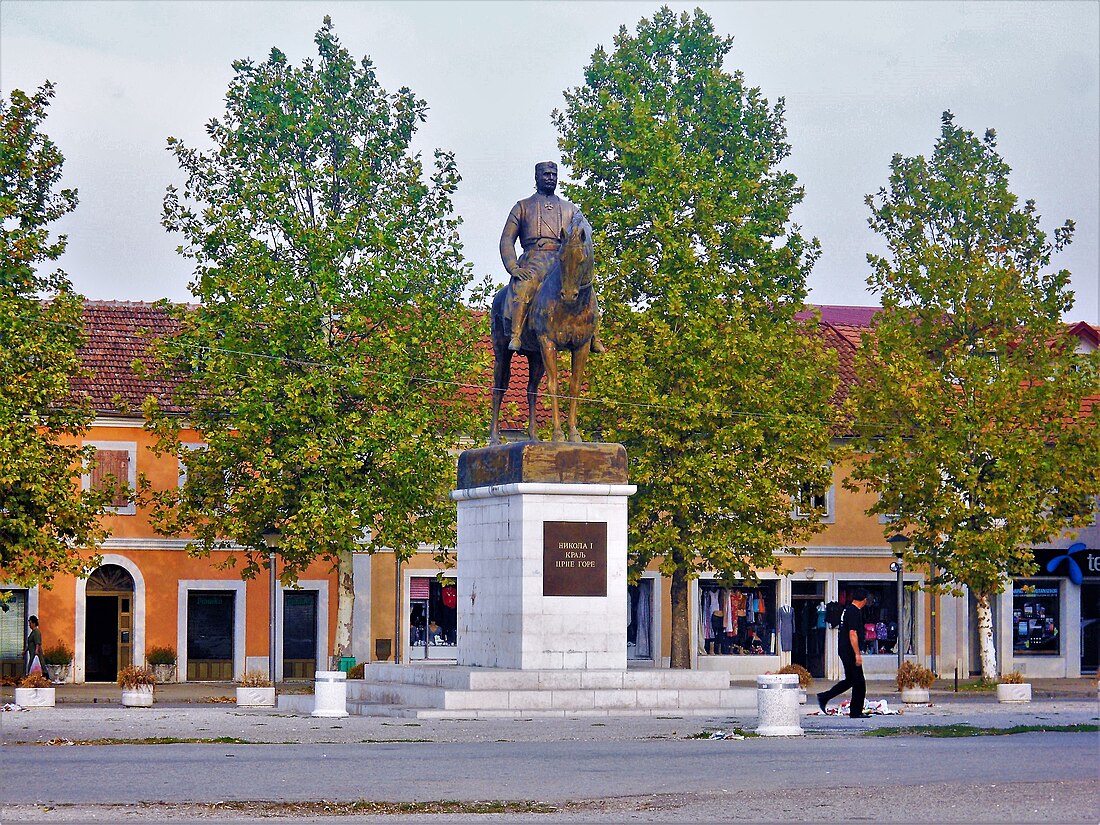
[817,589,869,718]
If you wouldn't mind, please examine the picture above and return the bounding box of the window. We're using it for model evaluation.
[837,581,916,656]
[699,580,777,656]
[0,590,28,677]
[177,443,205,488]
[627,579,654,660]
[794,481,834,521]
[1012,579,1060,655]
[83,442,137,514]
[409,576,457,660]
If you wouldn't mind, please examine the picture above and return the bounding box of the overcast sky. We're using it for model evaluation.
[2,1,1097,321]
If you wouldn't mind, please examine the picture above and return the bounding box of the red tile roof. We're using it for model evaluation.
[72,301,186,415]
[71,301,1095,433]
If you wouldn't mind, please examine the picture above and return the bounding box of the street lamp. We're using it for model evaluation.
[887,533,909,669]
[262,527,282,685]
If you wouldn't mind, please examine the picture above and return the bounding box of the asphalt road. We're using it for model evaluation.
[4,732,1098,822]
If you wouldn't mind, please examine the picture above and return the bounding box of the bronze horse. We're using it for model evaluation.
[489,212,598,444]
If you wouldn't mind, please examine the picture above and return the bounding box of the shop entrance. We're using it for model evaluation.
[1081,580,1099,675]
[186,590,235,680]
[283,590,318,679]
[84,564,134,682]
[791,581,826,678]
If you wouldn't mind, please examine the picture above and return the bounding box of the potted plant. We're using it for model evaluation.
[14,673,55,708]
[118,665,157,707]
[147,645,177,683]
[43,643,73,684]
[996,670,1032,703]
[236,670,275,708]
[896,661,936,703]
[777,663,813,704]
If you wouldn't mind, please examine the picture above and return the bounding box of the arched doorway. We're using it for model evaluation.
[85,564,135,681]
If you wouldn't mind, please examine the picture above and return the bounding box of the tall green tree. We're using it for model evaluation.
[847,112,1100,680]
[0,82,110,584]
[555,7,837,667]
[144,19,486,662]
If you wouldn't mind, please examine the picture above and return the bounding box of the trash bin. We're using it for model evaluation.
[311,670,348,718]
[337,656,356,673]
[755,673,803,736]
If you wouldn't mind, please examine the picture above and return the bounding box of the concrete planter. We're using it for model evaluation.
[236,687,276,708]
[996,683,1032,703]
[755,673,803,736]
[14,687,55,708]
[47,663,72,684]
[153,664,177,684]
[899,687,931,704]
[121,685,154,707]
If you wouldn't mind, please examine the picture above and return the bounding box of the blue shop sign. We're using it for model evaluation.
[1032,543,1097,585]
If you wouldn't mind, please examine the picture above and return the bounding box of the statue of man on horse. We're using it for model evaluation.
[489,161,605,445]
[499,161,605,354]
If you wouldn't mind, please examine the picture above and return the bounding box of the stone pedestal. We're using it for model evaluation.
[451,442,635,670]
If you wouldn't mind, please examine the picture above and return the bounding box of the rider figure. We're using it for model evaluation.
[499,161,605,353]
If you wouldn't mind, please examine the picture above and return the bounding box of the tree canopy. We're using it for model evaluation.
[847,111,1100,679]
[145,19,487,657]
[555,7,837,667]
[0,82,110,584]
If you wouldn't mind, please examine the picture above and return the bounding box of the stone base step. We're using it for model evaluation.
[279,666,760,719]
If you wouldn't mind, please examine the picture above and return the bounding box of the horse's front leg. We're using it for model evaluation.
[567,342,590,443]
[539,337,564,441]
[490,348,512,445]
[526,351,544,442]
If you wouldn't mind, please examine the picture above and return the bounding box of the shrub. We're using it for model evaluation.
[896,661,936,690]
[146,646,176,666]
[117,665,157,688]
[347,662,366,679]
[43,643,73,665]
[1000,670,1026,684]
[777,663,813,688]
[19,673,52,689]
[237,670,273,687]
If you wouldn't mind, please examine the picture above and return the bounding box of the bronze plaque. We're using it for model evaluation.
[543,521,607,596]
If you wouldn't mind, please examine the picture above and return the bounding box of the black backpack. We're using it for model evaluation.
[824,601,843,628]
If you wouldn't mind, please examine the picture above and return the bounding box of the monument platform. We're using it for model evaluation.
[309,663,757,719]
[457,441,628,489]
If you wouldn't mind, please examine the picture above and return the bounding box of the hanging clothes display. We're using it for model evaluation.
[777,605,794,652]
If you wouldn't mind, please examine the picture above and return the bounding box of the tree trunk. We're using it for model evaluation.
[669,566,691,669]
[333,545,355,663]
[975,589,998,681]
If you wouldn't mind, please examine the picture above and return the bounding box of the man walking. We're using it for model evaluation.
[817,589,869,718]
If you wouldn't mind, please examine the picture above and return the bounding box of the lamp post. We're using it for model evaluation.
[887,534,909,670]
[262,527,281,685]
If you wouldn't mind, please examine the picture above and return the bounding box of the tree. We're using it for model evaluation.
[555,7,837,667]
[144,19,487,662]
[0,83,111,584]
[847,112,1100,680]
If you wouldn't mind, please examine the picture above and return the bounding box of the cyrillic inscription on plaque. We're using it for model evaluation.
[543,521,607,596]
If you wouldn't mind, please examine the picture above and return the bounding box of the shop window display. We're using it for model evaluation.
[1012,579,1060,655]
[410,577,457,657]
[838,581,914,656]
[698,580,777,655]
[627,580,654,660]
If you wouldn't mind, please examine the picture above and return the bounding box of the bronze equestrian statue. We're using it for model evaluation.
[490,171,601,444]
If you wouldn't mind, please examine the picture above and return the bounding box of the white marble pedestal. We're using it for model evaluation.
[451,442,635,670]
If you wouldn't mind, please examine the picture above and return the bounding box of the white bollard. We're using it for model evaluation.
[311,670,348,718]
[755,673,803,736]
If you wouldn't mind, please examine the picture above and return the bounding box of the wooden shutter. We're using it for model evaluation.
[92,449,131,507]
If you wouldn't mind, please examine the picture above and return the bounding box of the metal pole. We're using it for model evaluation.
[269,550,277,685]
[896,558,904,669]
[394,557,402,664]
[929,560,937,674]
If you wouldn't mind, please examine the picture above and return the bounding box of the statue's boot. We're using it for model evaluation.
[590,333,606,354]
[509,299,528,351]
